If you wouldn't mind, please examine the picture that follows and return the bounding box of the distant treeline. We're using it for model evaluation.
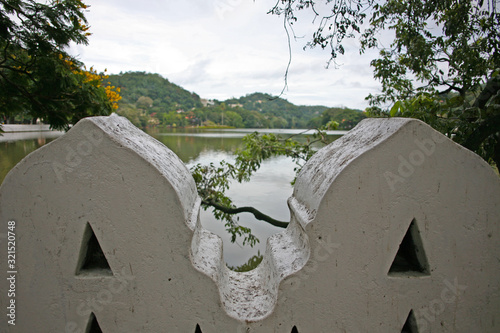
[109,72,366,129]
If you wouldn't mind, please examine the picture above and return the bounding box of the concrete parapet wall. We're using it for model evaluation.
[1,114,498,332]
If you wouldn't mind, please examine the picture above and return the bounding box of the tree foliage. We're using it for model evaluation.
[0,0,119,130]
[269,0,375,67]
[364,0,500,167]
[308,106,366,129]
[270,0,500,166]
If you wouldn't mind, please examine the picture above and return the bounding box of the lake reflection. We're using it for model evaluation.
[0,127,344,267]
[0,131,64,184]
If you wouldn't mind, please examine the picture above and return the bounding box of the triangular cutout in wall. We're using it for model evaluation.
[86,312,103,333]
[401,309,419,333]
[195,324,202,333]
[389,219,429,276]
[76,223,113,276]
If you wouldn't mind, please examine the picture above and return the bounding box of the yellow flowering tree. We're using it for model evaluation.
[0,0,120,130]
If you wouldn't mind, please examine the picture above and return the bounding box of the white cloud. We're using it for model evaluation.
[69,0,382,109]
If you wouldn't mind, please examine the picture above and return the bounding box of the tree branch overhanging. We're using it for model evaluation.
[463,113,500,154]
[473,74,500,109]
[202,199,289,229]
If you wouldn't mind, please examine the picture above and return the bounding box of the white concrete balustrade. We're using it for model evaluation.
[1,114,499,332]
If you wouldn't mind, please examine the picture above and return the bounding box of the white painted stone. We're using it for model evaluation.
[0,115,237,332]
[275,117,500,332]
[1,115,498,332]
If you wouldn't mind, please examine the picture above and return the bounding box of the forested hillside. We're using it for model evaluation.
[308,107,367,130]
[107,72,201,116]
[225,93,329,128]
[108,71,365,129]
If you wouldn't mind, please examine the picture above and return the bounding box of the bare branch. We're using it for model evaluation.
[202,199,289,228]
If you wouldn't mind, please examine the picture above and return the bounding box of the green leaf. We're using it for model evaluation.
[389,101,401,117]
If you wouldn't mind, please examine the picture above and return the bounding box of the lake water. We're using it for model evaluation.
[0,127,345,267]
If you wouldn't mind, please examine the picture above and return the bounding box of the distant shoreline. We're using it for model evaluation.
[1,124,53,133]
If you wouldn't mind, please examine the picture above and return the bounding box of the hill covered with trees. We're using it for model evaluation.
[308,107,367,130]
[224,93,330,128]
[108,72,202,111]
[108,71,364,129]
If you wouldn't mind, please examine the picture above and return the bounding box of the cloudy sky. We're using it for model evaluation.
[69,0,383,109]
